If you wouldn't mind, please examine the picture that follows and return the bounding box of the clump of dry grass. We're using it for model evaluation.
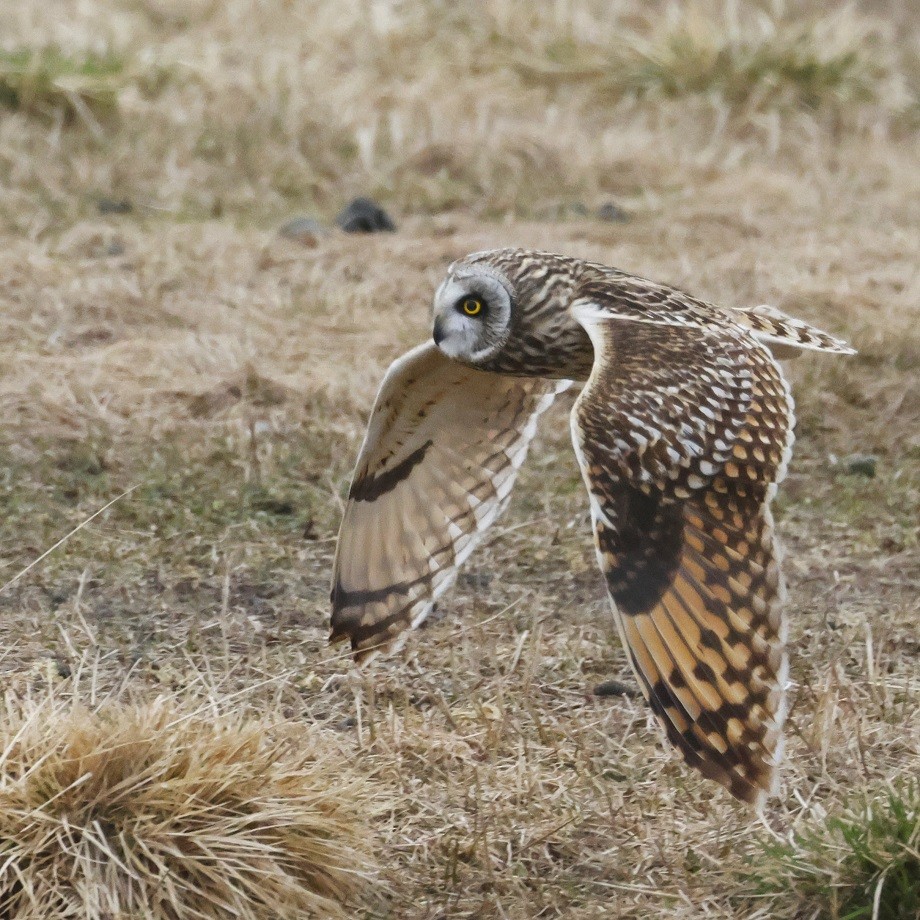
[615,9,881,109]
[516,3,897,112]
[0,693,382,919]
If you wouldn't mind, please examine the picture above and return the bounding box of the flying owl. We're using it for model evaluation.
[330,248,854,807]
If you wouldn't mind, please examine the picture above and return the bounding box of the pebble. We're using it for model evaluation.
[279,216,325,245]
[335,197,396,233]
[97,198,132,215]
[593,679,641,698]
[843,453,878,478]
[597,201,630,223]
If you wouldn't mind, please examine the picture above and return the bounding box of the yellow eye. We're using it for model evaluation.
[461,298,483,316]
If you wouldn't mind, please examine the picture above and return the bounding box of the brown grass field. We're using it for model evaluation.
[1,0,918,917]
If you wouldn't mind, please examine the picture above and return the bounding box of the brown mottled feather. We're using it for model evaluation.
[731,303,856,358]
[570,302,793,806]
[330,342,567,661]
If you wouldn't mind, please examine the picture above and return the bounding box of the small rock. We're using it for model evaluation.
[458,571,493,590]
[843,453,877,478]
[54,657,72,678]
[279,216,325,245]
[593,679,641,698]
[103,240,126,257]
[47,588,69,607]
[250,493,295,516]
[97,198,132,215]
[335,197,396,233]
[597,201,630,223]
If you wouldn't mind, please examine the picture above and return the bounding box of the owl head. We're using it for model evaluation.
[431,249,590,378]
[431,257,513,364]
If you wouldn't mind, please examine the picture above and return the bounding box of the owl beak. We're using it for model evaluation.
[433,316,446,346]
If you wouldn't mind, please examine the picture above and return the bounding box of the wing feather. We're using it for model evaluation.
[331,342,568,661]
[570,303,794,806]
[731,303,857,358]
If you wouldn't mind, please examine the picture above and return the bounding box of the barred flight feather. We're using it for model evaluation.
[330,342,569,661]
[571,303,794,805]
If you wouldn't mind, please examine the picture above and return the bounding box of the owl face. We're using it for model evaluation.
[431,263,513,364]
[431,251,593,379]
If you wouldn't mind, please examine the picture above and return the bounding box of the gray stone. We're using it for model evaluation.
[593,679,641,698]
[843,453,878,477]
[597,201,630,223]
[97,198,132,215]
[335,197,396,233]
[279,216,325,243]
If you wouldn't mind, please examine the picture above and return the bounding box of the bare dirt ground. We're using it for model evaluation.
[1,1,918,917]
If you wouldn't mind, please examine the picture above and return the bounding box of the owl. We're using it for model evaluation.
[330,249,854,807]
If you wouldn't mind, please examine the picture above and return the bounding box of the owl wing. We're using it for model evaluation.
[569,300,795,807]
[331,341,569,661]
[730,303,856,360]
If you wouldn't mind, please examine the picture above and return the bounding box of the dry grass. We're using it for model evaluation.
[0,681,383,919]
[0,0,918,917]
[1,0,918,225]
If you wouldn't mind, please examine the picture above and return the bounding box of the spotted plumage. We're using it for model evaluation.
[330,248,854,807]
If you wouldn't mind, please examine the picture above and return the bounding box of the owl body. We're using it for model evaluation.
[437,248,811,380]
[331,248,854,807]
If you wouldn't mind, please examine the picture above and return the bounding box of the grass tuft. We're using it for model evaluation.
[517,5,887,112]
[0,47,127,122]
[0,693,382,919]
[621,25,873,109]
[740,781,920,919]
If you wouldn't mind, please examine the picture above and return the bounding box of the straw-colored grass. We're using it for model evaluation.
[0,689,382,919]
[513,4,893,110]
[0,0,918,917]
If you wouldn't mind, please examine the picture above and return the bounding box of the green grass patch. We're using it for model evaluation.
[0,47,128,121]
[739,781,920,919]
[516,13,881,112]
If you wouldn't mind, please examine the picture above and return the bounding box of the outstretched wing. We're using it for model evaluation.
[331,342,569,661]
[570,301,795,806]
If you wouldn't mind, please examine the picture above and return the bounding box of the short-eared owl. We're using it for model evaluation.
[330,249,853,806]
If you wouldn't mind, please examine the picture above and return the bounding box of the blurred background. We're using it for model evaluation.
[1,0,917,223]
[0,2,918,918]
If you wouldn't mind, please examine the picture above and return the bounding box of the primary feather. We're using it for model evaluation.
[330,342,568,661]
